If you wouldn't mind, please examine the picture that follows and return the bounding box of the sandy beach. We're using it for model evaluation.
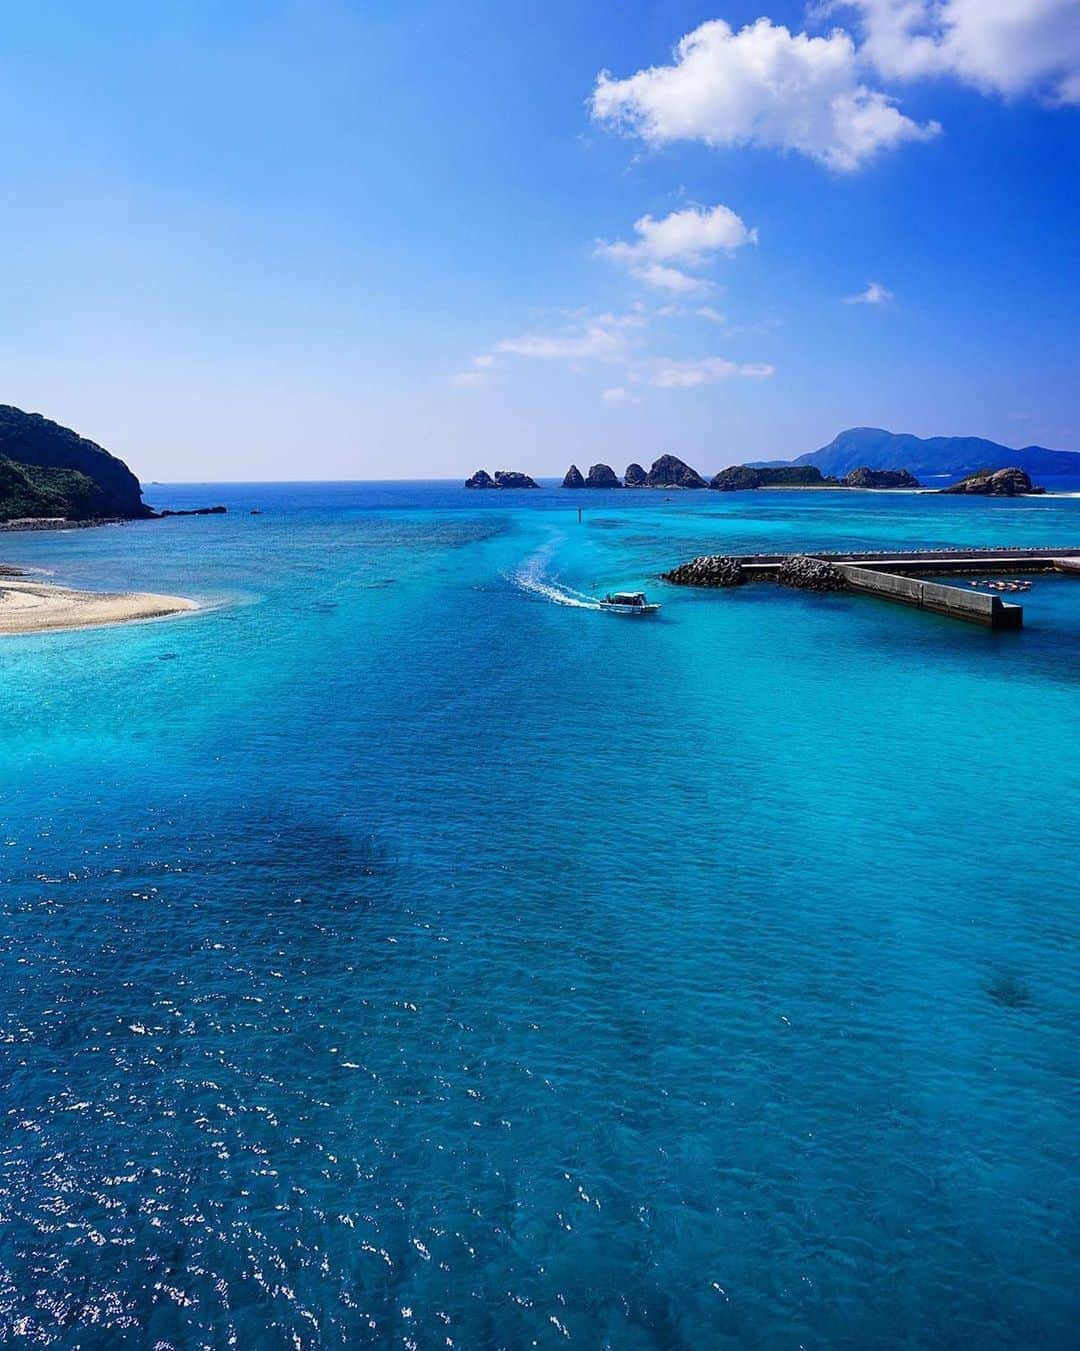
[0,575,195,634]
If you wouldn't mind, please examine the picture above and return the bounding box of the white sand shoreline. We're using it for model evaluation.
[0,576,196,635]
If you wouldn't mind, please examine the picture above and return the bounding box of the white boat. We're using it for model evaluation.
[598,591,661,615]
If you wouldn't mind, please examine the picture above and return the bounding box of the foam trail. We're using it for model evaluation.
[511,538,601,609]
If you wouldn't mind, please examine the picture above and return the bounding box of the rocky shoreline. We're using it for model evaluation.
[561,454,710,488]
[467,455,939,492]
[0,515,135,532]
[0,504,228,532]
[465,455,1051,495]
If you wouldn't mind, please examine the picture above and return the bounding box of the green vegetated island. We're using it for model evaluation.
[0,404,151,522]
[0,404,224,526]
[467,427,1080,495]
[0,405,224,633]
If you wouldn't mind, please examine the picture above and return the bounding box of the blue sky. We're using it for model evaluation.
[1,0,1077,480]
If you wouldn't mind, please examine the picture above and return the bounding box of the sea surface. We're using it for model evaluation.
[1,481,1078,1348]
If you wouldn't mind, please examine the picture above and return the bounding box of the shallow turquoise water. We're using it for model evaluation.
[1,482,1077,1347]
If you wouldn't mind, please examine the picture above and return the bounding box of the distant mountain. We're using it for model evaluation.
[0,405,150,519]
[752,427,1080,479]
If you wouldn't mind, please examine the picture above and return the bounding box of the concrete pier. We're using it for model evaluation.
[833,563,1022,627]
[664,547,1080,629]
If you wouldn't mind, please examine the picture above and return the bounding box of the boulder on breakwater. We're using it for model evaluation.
[776,555,846,591]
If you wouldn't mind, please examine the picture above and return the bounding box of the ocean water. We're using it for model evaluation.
[1,481,1077,1348]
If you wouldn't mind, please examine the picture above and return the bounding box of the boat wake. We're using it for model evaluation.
[511,542,601,609]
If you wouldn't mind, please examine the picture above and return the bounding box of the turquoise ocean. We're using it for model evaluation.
[1,480,1078,1347]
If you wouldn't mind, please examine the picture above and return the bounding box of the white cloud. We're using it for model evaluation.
[496,310,642,360]
[603,386,627,401]
[656,303,729,322]
[497,328,618,359]
[591,17,938,170]
[597,203,757,292]
[450,353,496,386]
[1055,70,1080,103]
[599,204,757,265]
[836,0,1080,104]
[649,356,776,387]
[845,279,893,303]
[630,262,710,293]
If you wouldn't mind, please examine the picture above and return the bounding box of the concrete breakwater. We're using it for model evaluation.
[662,547,1080,629]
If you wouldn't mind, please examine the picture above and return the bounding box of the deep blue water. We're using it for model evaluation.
[1,481,1078,1348]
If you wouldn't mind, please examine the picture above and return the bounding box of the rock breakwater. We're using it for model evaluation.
[663,553,847,591]
[775,555,846,591]
[662,555,745,587]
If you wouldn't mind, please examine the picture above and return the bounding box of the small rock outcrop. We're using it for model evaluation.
[494,470,539,489]
[663,555,745,587]
[466,469,539,488]
[562,464,585,488]
[776,555,846,591]
[586,463,621,488]
[645,454,707,489]
[844,466,921,488]
[624,462,647,487]
[940,467,1044,496]
[157,505,227,517]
